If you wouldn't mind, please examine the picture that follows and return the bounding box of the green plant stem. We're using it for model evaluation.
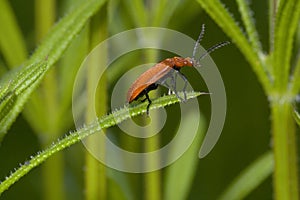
[0,91,203,195]
[270,99,299,200]
[34,1,65,200]
[273,0,300,92]
[144,50,161,200]
[0,0,27,68]
[144,137,161,200]
[235,0,261,52]
[218,151,274,200]
[196,0,271,93]
[290,51,300,95]
[85,9,108,199]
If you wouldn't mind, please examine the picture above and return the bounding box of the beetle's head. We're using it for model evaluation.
[184,57,199,67]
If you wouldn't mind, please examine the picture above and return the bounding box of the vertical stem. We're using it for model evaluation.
[144,49,161,200]
[35,1,65,200]
[144,134,161,200]
[85,7,108,200]
[270,99,299,200]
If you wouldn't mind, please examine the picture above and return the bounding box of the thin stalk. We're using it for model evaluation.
[85,8,108,200]
[0,0,27,68]
[196,0,272,93]
[218,151,274,200]
[236,0,262,52]
[0,90,202,195]
[144,50,161,200]
[270,99,299,200]
[124,0,148,26]
[35,1,65,200]
[268,0,276,53]
[290,43,300,95]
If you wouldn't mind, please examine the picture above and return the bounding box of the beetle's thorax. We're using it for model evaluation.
[162,57,194,69]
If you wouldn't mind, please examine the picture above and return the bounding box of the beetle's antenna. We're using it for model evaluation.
[198,41,230,61]
[192,24,205,59]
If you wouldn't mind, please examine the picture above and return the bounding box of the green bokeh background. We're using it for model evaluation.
[0,0,292,199]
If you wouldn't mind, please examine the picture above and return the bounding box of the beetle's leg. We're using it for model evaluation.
[172,72,177,94]
[176,71,188,101]
[169,73,179,96]
[172,72,182,100]
[160,79,171,94]
[145,92,151,115]
[159,72,176,96]
[163,72,180,99]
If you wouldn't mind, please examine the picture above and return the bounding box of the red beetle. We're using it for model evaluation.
[127,24,229,114]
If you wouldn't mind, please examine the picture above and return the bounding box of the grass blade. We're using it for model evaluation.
[0,0,106,137]
[273,0,300,91]
[235,0,262,52]
[0,0,27,68]
[196,0,271,93]
[164,116,206,200]
[218,152,273,200]
[0,61,47,139]
[290,47,300,95]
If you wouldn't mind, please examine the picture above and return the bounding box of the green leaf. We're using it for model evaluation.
[0,91,205,195]
[196,0,271,93]
[217,152,273,200]
[164,115,206,200]
[290,47,300,95]
[28,0,106,67]
[0,0,106,138]
[123,0,148,26]
[151,0,182,26]
[273,0,300,91]
[0,61,48,139]
[235,0,262,52]
[0,0,27,68]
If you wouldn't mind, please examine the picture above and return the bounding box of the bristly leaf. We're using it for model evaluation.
[0,61,48,139]
[235,0,262,52]
[0,91,205,194]
[0,0,106,138]
[290,48,300,95]
[196,0,272,93]
[273,0,300,91]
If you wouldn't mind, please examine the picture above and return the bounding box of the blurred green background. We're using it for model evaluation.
[0,0,289,199]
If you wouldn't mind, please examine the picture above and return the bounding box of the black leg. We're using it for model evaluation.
[145,92,152,115]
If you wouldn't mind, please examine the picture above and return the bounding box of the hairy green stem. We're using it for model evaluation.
[0,92,203,196]
[270,99,299,200]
